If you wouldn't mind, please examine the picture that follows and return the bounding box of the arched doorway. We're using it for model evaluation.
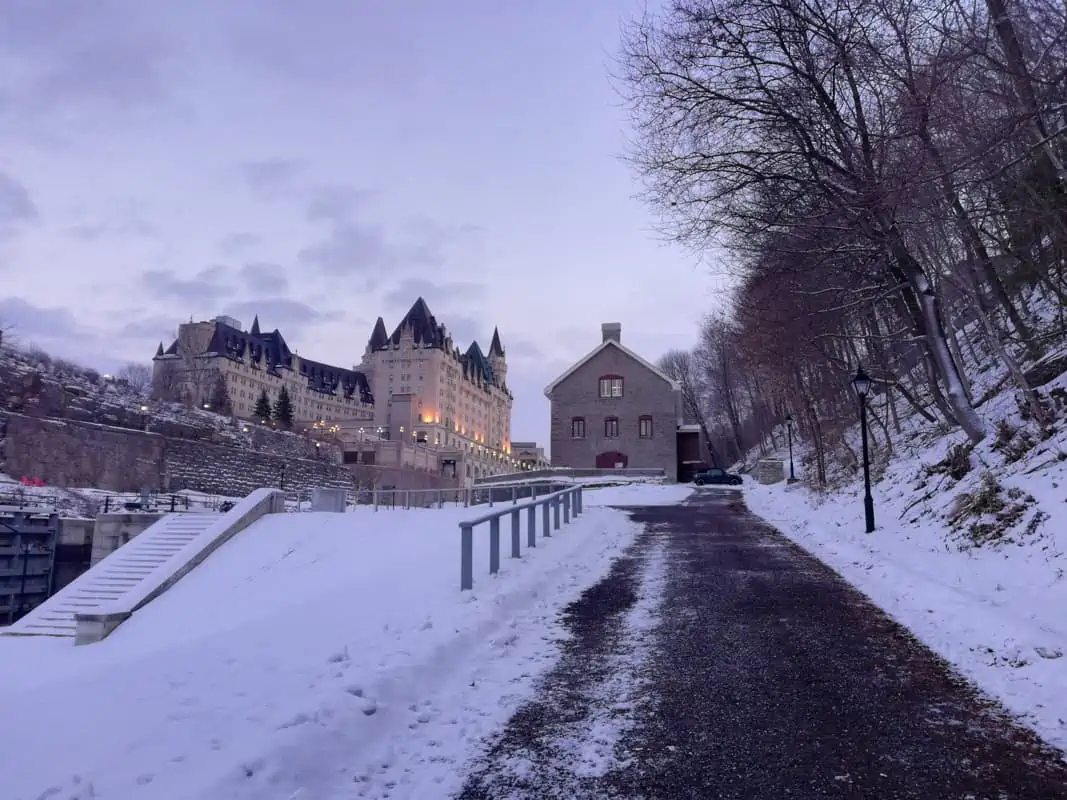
[596,451,628,468]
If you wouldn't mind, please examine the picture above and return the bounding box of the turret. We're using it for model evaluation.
[488,326,506,386]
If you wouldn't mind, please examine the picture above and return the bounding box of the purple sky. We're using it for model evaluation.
[0,0,725,447]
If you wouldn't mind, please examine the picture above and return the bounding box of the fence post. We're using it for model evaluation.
[531,485,538,501]
[511,485,517,505]
[553,497,561,530]
[373,489,379,512]
[510,508,521,558]
[437,489,443,509]
[543,501,551,538]
[489,517,501,575]
[563,492,570,524]
[103,496,110,514]
[463,488,470,508]
[527,503,536,548]
[488,489,494,508]
[403,490,410,510]
[460,523,474,591]
[576,487,583,515]
[169,495,177,513]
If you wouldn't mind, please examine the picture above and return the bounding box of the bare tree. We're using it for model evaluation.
[659,349,720,465]
[617,0,1013,443]
[117,362,152,397]
[615,0,1067,484]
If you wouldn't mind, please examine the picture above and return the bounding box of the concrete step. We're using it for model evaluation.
[2,513,219,638]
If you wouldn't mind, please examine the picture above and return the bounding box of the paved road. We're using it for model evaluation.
[457,490,1067,799]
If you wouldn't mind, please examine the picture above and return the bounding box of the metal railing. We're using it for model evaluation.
[458,485,584,591]
[322,481,570,512]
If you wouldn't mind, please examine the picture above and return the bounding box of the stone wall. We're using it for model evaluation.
[0,411,353,498]
[2,414,165,489]
[348,463,458,491]
[163,437,351,496]
[0,348,342,464]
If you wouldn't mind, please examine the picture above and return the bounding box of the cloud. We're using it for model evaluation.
[225,1,417,92]
[66,214,156,242]
[444,314,489,349]
[220,299,343,338]
[237,262,289,294]
[218,232,262,255]
[382,279,485,310]
[141,267,231,305]
[306,185,373,223]
[0,1,177,128]
[504,339,544,360]
[238,158,305,200]
[0,296,83,339]
[0,171,38,240]
[0,297,131,372]
[297,220,396,279]
[117,315,177,342]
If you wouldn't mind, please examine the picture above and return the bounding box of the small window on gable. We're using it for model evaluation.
[604,416,619,438]
[639,416,653,438]
[571,417,586,438]
[598,375,624,399]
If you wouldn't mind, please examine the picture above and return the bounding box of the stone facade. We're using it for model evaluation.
[547,324,681,477]
[0,411,353,498]
[153,317,375,424]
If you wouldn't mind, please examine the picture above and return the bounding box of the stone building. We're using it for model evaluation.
[152,314,375,425]
[345,298,517,482]
[151,298,519,484]
[511,441,551,471]
[545,323,695,480]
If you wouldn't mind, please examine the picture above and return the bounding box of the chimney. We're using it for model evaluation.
[602,322,621,344]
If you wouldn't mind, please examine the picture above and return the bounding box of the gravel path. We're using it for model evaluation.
[456,489,1067,799]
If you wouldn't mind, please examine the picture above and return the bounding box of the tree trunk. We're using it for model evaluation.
[887,234,987,443]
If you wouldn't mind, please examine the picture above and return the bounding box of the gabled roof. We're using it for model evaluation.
[543,339,680,397]
[388,297,446,349]
[462,340,494,386]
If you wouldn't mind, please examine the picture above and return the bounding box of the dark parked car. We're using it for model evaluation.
[693,467,742,486]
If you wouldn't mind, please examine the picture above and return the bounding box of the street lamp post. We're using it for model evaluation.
[851,365,876,533]
[785,413,796,482]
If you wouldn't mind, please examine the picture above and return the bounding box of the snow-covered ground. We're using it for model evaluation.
[0,482,684,800]
[744,364,1067,752]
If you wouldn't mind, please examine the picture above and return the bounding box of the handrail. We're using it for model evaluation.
[457,485,584,591]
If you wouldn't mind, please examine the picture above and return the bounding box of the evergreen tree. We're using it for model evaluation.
[208,372,233,415]
[253,389,272,422]
[272,385,294,428]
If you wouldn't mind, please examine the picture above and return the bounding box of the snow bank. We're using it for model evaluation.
[745,476,1067,751]
[0,496,650,800]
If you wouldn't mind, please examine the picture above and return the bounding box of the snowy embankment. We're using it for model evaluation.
[0,483,683,800]
[744,367,1067,752]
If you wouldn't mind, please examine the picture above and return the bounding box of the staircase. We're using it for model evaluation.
[2,513,219,638]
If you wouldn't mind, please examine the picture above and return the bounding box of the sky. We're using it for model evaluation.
[0,0,726,447]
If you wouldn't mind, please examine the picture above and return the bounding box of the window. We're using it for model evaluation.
[598,375,624,398]
[604,416,619,438]
[639,416,653,438]
[571,417,586,438]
